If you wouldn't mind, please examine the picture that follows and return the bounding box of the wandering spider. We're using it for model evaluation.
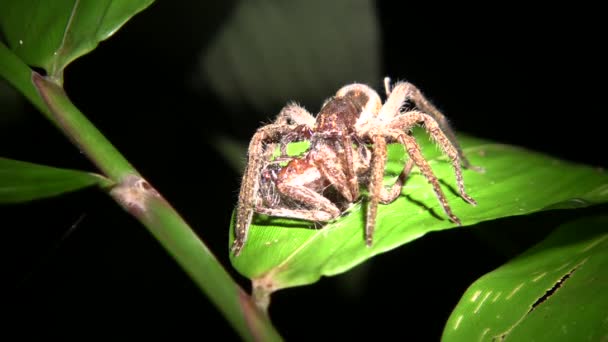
[232,77,477,256]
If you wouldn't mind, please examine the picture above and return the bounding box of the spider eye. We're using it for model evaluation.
[401,99,415,112]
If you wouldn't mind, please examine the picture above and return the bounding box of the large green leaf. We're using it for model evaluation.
[0,0,154,80]
[0,157,109,203]
[443,215,608,341]
[229,132,608,293]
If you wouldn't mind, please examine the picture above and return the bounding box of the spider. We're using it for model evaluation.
[232,77,478,256]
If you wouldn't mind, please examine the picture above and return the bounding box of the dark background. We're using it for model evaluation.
[3,2,605,340]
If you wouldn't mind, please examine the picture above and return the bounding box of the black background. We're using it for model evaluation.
[3,2,605,340]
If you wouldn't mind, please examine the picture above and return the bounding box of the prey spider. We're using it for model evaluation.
[232,77,478,256]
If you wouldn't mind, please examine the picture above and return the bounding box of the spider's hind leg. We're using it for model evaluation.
[391,111,477,206]
[364,133,390,247]
[378,158,414,204]
[384,80,482,172]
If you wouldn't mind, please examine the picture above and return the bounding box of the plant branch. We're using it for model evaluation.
[110,175,281,341]
[1,41,282,341]
[32,73,136,180]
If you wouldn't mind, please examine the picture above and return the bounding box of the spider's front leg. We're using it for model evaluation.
[232,123,298,256]
[233,103,317,256]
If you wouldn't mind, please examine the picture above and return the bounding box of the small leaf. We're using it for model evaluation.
[0,0,154,79]
[442,215,608,341]
[229,133,608,293]
[0,157,110,203]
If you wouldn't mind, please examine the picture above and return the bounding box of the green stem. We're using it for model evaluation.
[2,42,133,179]
[1,42,282,341]
[111,176,281,341]
[32,73,136,180]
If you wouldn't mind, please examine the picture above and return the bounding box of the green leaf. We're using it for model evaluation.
[0,157,110,203]
[229,132,608,293]
[442,215,608,341]
[0,0,154,81]
[0,42,47,115]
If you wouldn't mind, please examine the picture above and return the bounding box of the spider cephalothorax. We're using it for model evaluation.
[232,77,477,256]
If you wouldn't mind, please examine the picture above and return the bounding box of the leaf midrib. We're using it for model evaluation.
[50,0,79,78]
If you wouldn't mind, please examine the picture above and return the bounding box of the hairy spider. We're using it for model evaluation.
[232,77,477,256]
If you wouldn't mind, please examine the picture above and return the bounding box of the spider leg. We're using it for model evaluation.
[275,182,342,220]
[311,141,357,202]
[232,123,297,256]
[364,138,415,246]
[274,103,316,157]
[338,135,360,200]
[275,102,316,127]
[257,156,342,224]
[378,158,414,204]
[391,111,477,206]
[380,81,481,171]
[394,131,463,225]
[383,76,392,97]
[255,200,340,222]
[365,133,388,246]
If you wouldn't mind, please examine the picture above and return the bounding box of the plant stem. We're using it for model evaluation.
[111,175,281,341]
[1,42,282,341]
[32,73,137,179]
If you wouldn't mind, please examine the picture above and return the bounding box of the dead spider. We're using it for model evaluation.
[232,77,478,256]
